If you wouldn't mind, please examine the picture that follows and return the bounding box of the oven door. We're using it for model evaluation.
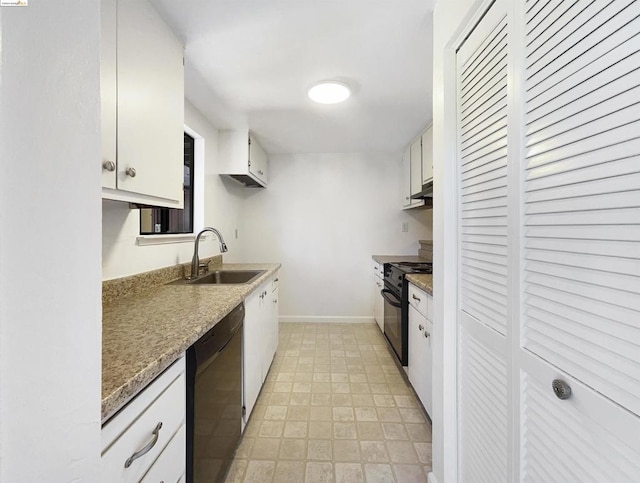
[381,288,404,365]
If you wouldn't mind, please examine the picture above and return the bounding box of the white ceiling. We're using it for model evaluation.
[152,0,435,154]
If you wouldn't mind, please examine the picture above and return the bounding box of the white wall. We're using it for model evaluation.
[0,1,102,480]
[239,153,432,322]
[432,0,484,482]
[102,100,246,280]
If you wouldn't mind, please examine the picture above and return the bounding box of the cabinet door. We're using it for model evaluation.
[100,0,117,189]
[402,146,411,207]
[373,275,384,332]
[243,287,264,422]
[116,0,184,202]
[421,127,433,184]
[270,288,279,366]
[249,135,268,185]
[408,305,427,407]
[420,319,433,416]
[410,138,422,196]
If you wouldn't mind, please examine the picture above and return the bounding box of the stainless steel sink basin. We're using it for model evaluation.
[169,270,266,285]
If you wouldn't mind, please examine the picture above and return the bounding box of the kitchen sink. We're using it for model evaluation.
[169,270,266,285]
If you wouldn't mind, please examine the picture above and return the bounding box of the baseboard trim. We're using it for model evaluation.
[427,472,438,483]
[279,316,376,324]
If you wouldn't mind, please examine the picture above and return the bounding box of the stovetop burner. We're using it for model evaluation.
[390,261,433,274]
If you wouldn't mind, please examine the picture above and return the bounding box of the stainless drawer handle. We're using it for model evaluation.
[552,379,572,400]
[419,324,424,331]
[412,294,421,302]
[124,422,162,468]
[424,331,430,338]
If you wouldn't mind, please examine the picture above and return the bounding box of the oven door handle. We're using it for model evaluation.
[380,289,402,308]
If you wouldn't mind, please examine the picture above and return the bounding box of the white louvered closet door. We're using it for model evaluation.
[456,1,510,481]
[519,0,640,480]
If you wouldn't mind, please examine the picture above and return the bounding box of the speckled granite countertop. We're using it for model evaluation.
[405,274,433,295]
[372,255,431,264]
[102,263,281,422]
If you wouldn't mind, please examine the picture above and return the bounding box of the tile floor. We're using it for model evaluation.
[225,322,432,483]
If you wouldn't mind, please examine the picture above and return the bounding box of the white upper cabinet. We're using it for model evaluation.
[410,137,423,196]
[101,0,185,208]
[218,130,269,187]
[402,146,412,208]
[421,126,433,185]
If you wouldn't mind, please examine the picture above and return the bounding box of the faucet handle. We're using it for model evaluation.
[198,262,210,274]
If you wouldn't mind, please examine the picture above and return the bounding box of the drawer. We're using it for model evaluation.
[140,424,186,483]
[101,370,186,483]
[373,261,383,277]
[408,283,429,320]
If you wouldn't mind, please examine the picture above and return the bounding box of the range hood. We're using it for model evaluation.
[410,180,433,199]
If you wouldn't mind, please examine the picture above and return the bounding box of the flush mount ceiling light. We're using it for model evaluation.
[308,81,351,104]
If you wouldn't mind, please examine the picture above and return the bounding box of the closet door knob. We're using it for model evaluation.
[552,379,572,400]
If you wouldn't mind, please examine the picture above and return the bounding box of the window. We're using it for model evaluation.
[140,133,195,234]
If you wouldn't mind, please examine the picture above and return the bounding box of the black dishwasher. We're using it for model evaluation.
[186,303,244,483]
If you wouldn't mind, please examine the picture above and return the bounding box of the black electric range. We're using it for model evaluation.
[381,261,432,366]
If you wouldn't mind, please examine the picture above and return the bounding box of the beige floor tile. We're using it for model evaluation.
[287,405,310,421]
[387,441,418,464]
[382,422,409,441]
[310,406,332,421]
[355,407,378,421]
[333,440,361,462]
[360,441,389,463]
[243,460,275,483]
[277,372,295,382]
[308,439,333,461]
[272,382,293,393]
[224,458,247,483]
[258,420,284,438]
[393,463,426,482]
[313,373,331,383]
[305,462,335,483]
[364,463,395,483]
[406,423,432,442]
[312,382,332,393]
[268,393,290,405]
[279,439,307,460]
[274,460,305,483]
[335,463,364,483]
[356,422,385,440]
[333,407,355,422]
[377,407,402,422]
[413,442,432,465]
[235,437,254,459]
[374,394,396,407]
[264,405,287,420]
[289,393,311,405]
[394,395,418,408]
[309,421,333,439]
[311,393,332,406]
[332,382,351,394]
[294,372,313,382]
[399,408,427,423]
[352,394,374,406]
[250,438,281,459]
[331,394,353,407]
[349,373,368,383]
[370,383,392,394]
[284,421,308,438]
[333,422,357,439]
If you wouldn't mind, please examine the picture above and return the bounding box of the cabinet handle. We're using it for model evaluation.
[274,299,278,304]
[419,324,424,331]
[412,294,421,302]
[424,331,430,338]
[102,160,116,172]
[125,167,137,178]
[552,379,572,400]
[274,278,279,282]
[405,196,409,200]
[124,422,162,468]
[258,170,264,175]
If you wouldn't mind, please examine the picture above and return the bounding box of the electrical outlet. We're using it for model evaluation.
[402,221,409,233]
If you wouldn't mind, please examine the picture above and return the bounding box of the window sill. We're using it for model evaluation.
[136,234,207,246]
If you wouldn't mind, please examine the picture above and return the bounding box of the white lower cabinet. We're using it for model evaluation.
[243,273,280,424]
[101,357,186,483]
[407,284,433,417]
[372,262,384,332]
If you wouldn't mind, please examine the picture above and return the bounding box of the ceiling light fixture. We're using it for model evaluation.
[308,81,351,104]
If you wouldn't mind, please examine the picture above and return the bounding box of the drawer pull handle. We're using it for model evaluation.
[419,324,424,331]
[124,421,162,468]
[412,294,421,302]
[274,278,279,282]
[424,331,430,339]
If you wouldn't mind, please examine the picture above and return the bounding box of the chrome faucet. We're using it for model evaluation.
[190,227,228,279]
